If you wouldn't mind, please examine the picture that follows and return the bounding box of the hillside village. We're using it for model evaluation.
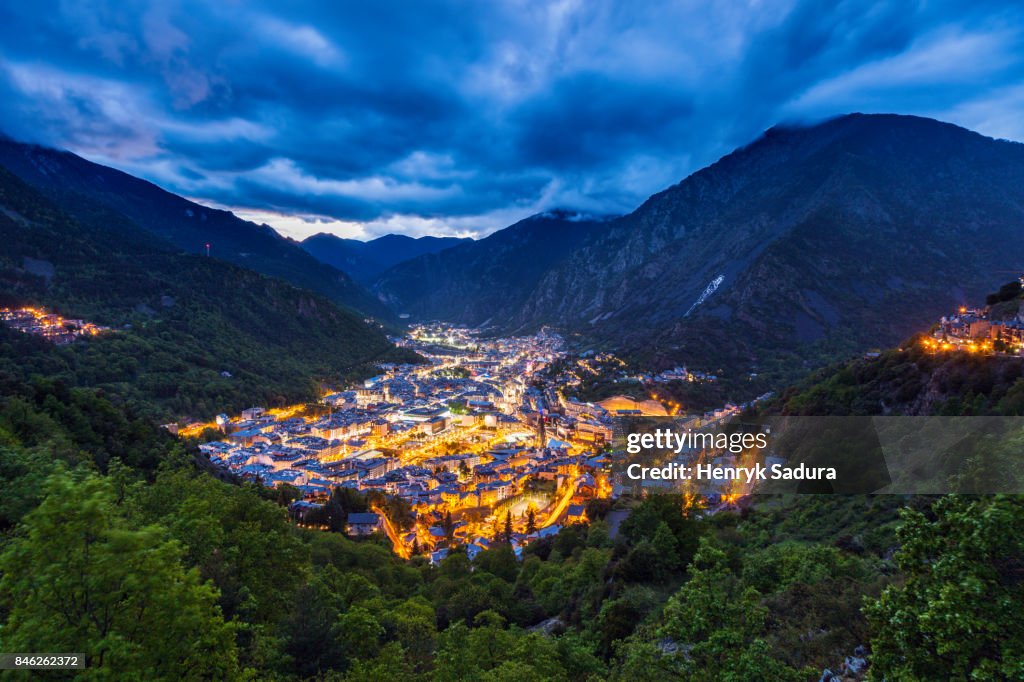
[0,306,112,344]
[924,276,1024,354]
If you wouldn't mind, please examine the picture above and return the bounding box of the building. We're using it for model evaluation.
[346,512,383,536]
[241,407,265,421]
[565,504,588,524]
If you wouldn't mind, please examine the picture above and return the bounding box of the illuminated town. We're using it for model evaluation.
[0,306,112,344]
[190,324,620,562]
[190,323,772,562]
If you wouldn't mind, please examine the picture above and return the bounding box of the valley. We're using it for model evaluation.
[1,114,1023,681]
[4,3,1024,678]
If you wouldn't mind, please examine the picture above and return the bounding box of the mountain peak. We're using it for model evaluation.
[765,112,970,137]
[749,112,1015,157]
[534,208,617,223]
[379,113,1024,383]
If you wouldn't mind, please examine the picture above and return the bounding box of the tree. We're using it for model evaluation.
[619,494,701,568]
[475,543,518,582]
[504,511,514,543]
[526,508,538,535]
[284,574,348,677]
[433,614,568,681]
[654,538,808,681]
[649,521,681,579]
[275,482,302,505]
[337,642,414,682]
[319,486,369,532]
[381,598,437,674]
[865,496,1024,681]
[0,470,240,680]
[336,606,384,661]
[130,466,309,628]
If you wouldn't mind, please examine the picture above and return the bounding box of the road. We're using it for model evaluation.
[541,475,582,528]
[372,506,411,559]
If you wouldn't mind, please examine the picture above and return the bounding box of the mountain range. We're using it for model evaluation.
[373,209,612,325]
[4,113,1024,390]
[375,114,1024,378]
[300,232,469,284]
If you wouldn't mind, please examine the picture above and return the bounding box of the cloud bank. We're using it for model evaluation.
[1,0,1022,239]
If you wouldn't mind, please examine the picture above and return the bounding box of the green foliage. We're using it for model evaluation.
[129,466,310,628]
[0,376,178,473]
[433,612,603,681]
[777,345,1024,417]
[866,496,1024,681]
[0,470,240,680]
[651,538,809,681]
[616,494,701,583]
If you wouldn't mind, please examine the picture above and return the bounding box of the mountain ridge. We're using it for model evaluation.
[373,209,614,325]
[0,137,392,320]
[301,232,469,284]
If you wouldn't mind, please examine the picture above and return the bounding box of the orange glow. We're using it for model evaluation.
[372,505,411,559]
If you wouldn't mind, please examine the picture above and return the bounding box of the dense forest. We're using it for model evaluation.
[1,338,1022,679]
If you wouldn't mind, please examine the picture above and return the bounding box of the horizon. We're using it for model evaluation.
[3,1,1024,240]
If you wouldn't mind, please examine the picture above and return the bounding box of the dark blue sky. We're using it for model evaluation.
[1,1,1022,239]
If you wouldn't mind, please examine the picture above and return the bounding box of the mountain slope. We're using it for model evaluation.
[385,115,1024,379]
[528,115,1024,371]
[0,166,417,420]
[373,210,612,325]
[301,232,468,283]
[0,137,391,319]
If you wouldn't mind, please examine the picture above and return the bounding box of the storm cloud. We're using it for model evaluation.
[1,0,1023,238]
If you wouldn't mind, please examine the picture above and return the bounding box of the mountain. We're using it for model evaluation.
[373,210,613,324]
[381,115,1024,379]
[0,137,391,319]
[0,166,418,420]
[301,232,469,283]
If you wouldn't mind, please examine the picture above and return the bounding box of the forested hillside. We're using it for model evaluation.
[1,338,1021,679]
[0,167,418,420]
[0,136,392,319]
[374,210,609,324]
